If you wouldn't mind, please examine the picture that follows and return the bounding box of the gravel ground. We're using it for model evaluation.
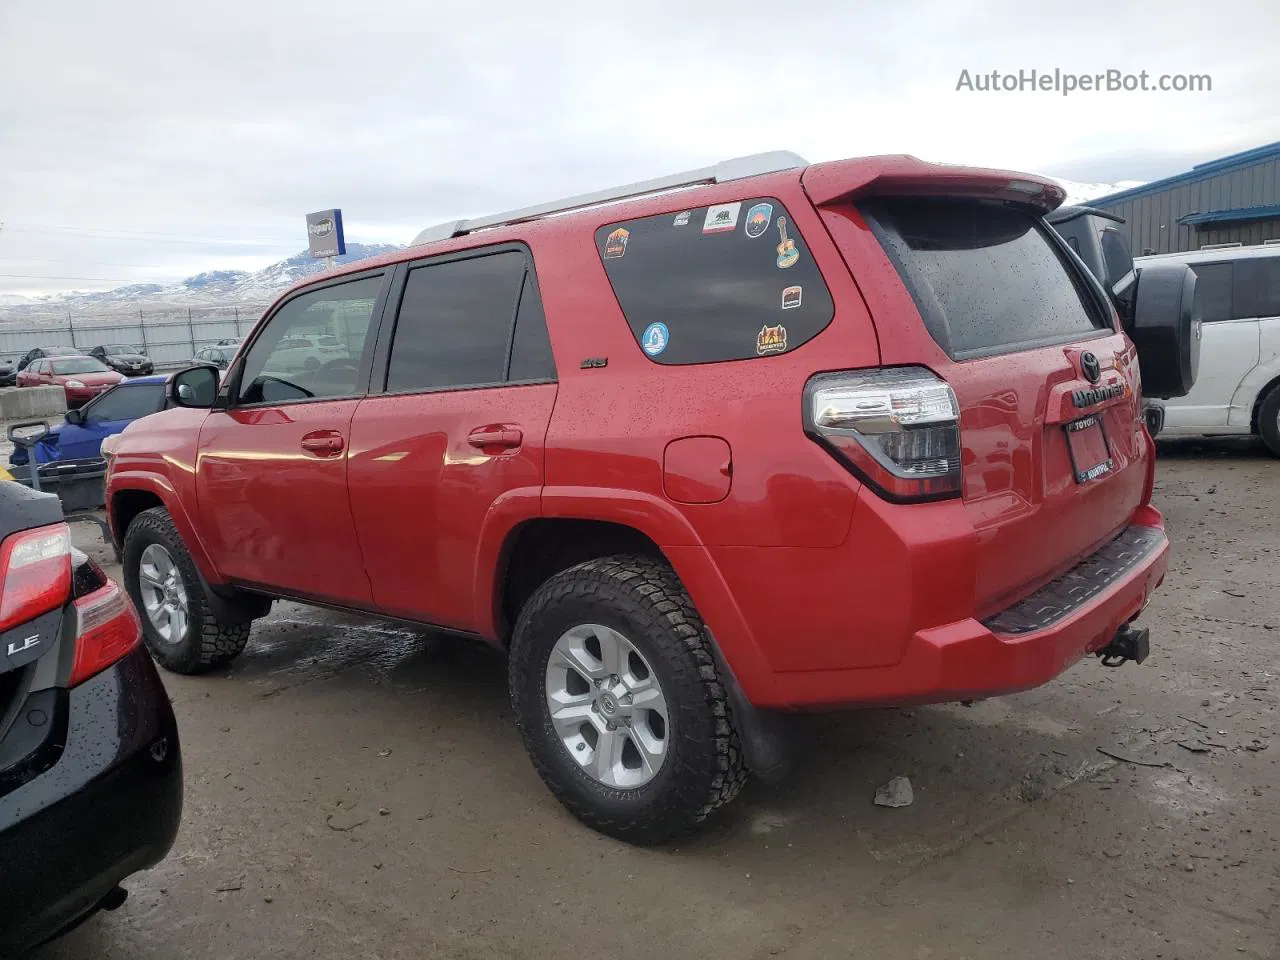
[24,437,1280,960]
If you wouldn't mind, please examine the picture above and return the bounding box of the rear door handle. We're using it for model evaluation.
[301,431,345,457]
[467,425,524,450]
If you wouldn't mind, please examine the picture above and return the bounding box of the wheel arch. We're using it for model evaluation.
[108,472,221,584]
[1249,369,1280,434]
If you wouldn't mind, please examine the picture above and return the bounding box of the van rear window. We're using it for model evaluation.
[595,198,834,364]
[862,198,1110,359]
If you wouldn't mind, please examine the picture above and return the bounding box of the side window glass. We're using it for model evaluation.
[1190,262,1233,323]
[1256,257,1280,317]
[596,197,835,364]
[386,251,526,392]
[507,273,556,382]
[85,385,164,422]
[237,274,383,404]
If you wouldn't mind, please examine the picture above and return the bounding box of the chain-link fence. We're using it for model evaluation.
[0,305,268,368]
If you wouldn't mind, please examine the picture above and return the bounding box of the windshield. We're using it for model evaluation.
[103,344,141,355]
[51,357,112,374]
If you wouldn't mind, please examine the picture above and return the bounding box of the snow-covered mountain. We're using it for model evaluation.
[0,243,402,323]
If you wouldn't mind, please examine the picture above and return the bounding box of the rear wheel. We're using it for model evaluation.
[508,556,746,844]
[123,507,252,674]
[1258,384,1280,457]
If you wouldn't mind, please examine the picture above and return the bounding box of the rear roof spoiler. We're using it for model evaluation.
[801,155,1067,214]
[1045,204,1126,226]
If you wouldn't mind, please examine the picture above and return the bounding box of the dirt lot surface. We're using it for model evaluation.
[29,439,1280,960]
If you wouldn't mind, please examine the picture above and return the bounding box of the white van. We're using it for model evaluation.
[1136,243,1280,455]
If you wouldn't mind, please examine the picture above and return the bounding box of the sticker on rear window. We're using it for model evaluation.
[673,210,691,227]
[775,217,799,268]
[782,285,802,310]
[641,322,669,356]
[604,227,630,259]
[744,203,773,238]
[702,202,741,234]
[756,324,787,355]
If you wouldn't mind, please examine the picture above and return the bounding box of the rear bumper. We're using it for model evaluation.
[682,516,1169,710]
[0,647,181,956]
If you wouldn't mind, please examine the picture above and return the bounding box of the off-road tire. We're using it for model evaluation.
[508,555,747,844]
[1258,384,1280,457]
[122,506,252,674]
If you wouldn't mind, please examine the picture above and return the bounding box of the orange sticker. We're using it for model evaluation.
[604,227,630,259]
[757,324,787,355]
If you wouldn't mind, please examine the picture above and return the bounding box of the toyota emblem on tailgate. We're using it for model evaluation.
[1080,351,1101,384]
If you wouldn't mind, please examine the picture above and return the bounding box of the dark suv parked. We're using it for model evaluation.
[107,151,1195,843]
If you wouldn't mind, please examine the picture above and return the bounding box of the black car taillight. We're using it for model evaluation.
[69,554,140,687]
[0,523,71,633]
[804,366,962,502]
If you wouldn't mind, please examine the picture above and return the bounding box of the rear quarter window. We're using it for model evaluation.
[595,198,834,364]
[863,198,1111,359]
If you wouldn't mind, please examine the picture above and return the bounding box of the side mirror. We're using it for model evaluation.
[169,365,220,408]
[65,408,85,426]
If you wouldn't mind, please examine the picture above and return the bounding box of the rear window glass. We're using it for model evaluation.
[595,198,834,364]
[863,198,1110,359]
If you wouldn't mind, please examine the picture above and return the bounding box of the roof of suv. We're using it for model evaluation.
[1137,243,1280,266]
[263,151,1067,307]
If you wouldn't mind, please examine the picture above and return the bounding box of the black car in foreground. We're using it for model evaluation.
[88,344,154,377]
[0,480,181,956]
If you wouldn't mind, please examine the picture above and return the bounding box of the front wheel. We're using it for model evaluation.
[123,507,253,674]
[508,556,746,844]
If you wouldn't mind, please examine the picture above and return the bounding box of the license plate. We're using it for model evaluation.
[1065,414,1113,484]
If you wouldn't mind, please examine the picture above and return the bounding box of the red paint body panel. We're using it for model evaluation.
[346,384,557,631]
[662,437,732,505]
[194,403,373,606]
[105,153,1172,712]
[105,407,220,581]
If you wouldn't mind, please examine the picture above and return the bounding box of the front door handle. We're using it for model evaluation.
[301,431,345,457]
[467,425,523,450]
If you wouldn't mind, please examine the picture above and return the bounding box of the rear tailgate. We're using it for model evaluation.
[804,159,1149,615]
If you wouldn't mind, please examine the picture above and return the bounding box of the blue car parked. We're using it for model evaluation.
[9,374,173,466]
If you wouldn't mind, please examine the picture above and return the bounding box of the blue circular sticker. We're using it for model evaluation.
[641,322,669,357]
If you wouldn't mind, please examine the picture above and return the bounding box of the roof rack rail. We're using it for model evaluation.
[411,150,809,246]
[1199,241,1244,251]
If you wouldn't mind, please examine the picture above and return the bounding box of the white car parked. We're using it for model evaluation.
[1137,243,1280,455]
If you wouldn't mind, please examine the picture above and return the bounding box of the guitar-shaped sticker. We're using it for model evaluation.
[776,217,799,269]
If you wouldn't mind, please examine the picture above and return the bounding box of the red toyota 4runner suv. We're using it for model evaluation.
[107,152,1194,843]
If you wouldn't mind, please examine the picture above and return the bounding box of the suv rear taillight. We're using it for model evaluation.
[69,559,140,687]
[804,367,961,502]
[0,523,71,633]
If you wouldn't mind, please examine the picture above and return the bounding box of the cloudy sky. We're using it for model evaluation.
[1,0,1276,297]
